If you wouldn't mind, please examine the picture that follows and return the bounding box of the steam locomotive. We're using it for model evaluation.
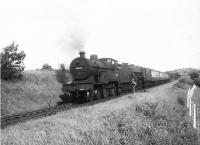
[62,51,170,102]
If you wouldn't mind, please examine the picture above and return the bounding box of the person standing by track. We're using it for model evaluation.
[131,78,137,93]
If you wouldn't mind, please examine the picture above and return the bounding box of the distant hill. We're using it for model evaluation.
[166,68,200,76]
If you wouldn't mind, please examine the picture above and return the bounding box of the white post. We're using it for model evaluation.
[190,84,196,97]
[197,109,200,135]
[187,88,190,108]
[189,85,196,116]
[189,94,192,116]
[198,116,200,136]
[193,104,196,129]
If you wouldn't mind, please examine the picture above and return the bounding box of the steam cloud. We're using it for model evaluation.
[68,32,85,52]
[58,27,86,69]
[59,29,86,53]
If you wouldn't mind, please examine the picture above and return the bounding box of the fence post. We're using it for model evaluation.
[186,85,199,132]
[198,109,200,135]
[189,94,192,116]
[193,104,196,129]
[187,88,190,108]
[190,84,196,97]
[189,85,196,116]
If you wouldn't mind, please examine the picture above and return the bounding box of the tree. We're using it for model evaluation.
[189,72,199,80]
[167,72,180,79]
[194,78,200,87]
[1,42,26,80]
[42,64,53,70]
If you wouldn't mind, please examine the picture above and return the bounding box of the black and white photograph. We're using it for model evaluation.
[1,0,200,144]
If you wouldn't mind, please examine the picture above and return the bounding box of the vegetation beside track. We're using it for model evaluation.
[1,81,199,145]
[175,76,200,142]
[1,70,63,117]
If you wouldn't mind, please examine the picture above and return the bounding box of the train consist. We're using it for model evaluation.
[62,51,170,102]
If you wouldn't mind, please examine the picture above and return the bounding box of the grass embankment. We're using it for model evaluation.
[1,70,63,117]
[175,76,200,119]
[1,81,199,145]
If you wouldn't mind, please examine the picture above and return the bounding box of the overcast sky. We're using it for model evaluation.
[0,0,200,71]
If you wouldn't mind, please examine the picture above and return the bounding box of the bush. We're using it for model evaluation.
[42,64,52,70]
[179,77,193,86]
[177,96,185,106]
[194,78,200,87]
[189,72,199,80]
[56,64,72,84]
[1,42,26,80]
[168,72,180,79]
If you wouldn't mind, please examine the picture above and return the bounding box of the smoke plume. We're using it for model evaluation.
[68,32,85,52]
[59,28,86,53]
[58,27,87,69]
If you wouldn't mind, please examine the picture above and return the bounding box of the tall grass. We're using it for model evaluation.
[1,81,199,145]
[101,100,198,145]
[174,76,193,89]
[1,94,199,145]
[1,70,63,117]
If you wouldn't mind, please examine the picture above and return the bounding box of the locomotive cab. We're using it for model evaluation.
[99,58,118,68]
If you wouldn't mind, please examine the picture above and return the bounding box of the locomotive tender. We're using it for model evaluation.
[62,51,170,102]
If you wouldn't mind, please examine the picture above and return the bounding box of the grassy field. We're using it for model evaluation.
[1,81,199,145]
[1,70,63,117]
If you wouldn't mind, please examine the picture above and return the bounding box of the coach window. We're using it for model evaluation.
[107,59,111,63]
[107,59,111,64]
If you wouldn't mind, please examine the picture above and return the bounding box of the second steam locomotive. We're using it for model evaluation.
[62,51,170,102]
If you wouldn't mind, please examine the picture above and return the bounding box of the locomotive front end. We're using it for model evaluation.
[70,51,91,80]
[62,51,96,102]
[62,51,120,102]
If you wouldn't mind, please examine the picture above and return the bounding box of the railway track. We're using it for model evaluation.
[1,82,169,129]
[1,103,72,129]
[1,93,123,129]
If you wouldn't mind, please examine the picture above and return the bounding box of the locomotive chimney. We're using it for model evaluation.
[79,51,85,58]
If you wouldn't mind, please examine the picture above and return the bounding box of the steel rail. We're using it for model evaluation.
[1,93,123,129]
[1,82,169,129]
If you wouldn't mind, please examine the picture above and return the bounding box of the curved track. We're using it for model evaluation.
[1,82,170,129]
[1,94,123,129]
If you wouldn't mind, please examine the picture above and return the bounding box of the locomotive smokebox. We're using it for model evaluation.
[79,51,85,58]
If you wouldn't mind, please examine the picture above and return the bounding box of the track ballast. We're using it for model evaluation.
[1,94,123,129]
